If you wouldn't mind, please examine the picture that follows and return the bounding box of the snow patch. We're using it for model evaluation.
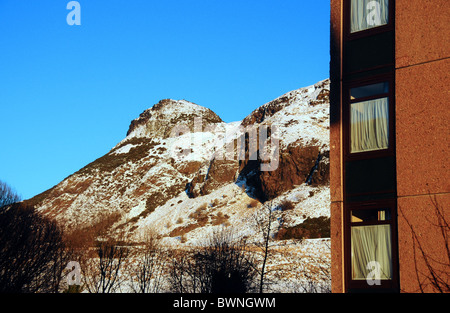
[112,143,135,155]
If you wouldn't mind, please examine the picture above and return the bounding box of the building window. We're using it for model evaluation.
[350,0,389,33]
[345,201,399,290]
[349,81,390,153]
[341,0,398,293]
[351,208,392,281]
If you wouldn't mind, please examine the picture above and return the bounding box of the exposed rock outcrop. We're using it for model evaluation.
[187,158,239,198]
[237,142,330,201]
[126,99,223,138]
[241,95,290,127]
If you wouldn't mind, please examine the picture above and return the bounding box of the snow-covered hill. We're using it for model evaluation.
[25,78,330,251]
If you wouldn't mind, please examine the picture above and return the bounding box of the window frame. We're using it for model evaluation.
[344,0,395,40]
[344,199,399,291]
[343,74,395,161]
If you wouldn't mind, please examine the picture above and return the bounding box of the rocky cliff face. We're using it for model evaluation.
[24,79,330,245]
[238,79,330,201]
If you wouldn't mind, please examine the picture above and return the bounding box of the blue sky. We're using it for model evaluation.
[0,0,330,200]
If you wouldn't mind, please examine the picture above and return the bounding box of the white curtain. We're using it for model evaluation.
[351,0,389,33]
[351,97,389,153]
[351,224,392,280]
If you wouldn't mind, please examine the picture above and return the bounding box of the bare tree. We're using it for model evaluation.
[0,203,70,293]
[167,248,196,293]
[252,200,281,293]
[82,238,129,293]
[127,230,167,293]
[204,228,257,293]
[0,180,21,208]
[252,200,331,293]
[168,227,257,293]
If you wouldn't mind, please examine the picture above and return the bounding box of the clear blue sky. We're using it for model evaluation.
[0,0,330,200]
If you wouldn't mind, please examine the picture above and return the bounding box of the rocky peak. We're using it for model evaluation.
[126,99,223,139]
[241,79,330,127]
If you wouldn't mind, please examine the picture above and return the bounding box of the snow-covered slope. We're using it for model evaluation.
[26,79,331,249]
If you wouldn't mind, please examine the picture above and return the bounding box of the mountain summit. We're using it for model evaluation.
[126,99,223,138]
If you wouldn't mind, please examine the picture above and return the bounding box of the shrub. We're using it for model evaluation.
[275,216,330,240]
[278,200,295,211]
[211,198,220,207]
[189,204,209,224]
[211,212,230,226]
[168,228,257,293]
[247,199,260,208]
[170,221,206,237]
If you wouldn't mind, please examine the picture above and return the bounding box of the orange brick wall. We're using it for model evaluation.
[395,0,450,293]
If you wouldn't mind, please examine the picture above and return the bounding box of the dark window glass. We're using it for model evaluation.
[350,82,389,100]
[351,208,391,223]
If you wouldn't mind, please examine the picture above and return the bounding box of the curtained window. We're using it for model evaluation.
[350,97,389,153]
[350,0,389,33]
[351,225,393,280]
[349,82,389,154]
[350,208,393,281]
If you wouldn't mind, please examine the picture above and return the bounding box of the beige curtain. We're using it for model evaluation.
[351,224,392,280]
[351,0,389,33]
[351,97,389,153]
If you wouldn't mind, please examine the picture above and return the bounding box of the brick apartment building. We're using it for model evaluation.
[330,0,449,292]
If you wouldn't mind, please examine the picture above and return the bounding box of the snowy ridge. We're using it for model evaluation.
[254,79,330,149]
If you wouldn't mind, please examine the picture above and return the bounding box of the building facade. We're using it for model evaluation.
[330,0,449,292]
